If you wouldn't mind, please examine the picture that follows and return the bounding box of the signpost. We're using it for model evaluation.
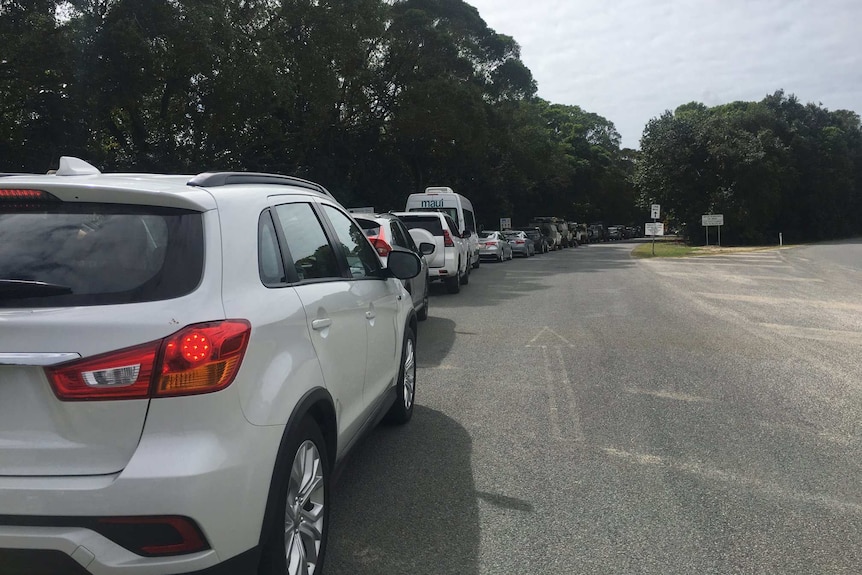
[645,222,664,236]
[500,217,512,230]
[649,204,660,255]
[701,214,724,246]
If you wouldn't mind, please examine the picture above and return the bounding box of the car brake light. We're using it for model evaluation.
[443,230,454,247]
[156,320,251,397]
[370,237,392,257]
[516,240,525,244]
[46,320,251,401]
[0,189,55,200]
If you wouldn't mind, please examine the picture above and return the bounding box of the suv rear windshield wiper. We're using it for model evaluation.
[0,279,73,298]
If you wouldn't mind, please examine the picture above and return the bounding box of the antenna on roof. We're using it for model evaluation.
[55,157,101,176]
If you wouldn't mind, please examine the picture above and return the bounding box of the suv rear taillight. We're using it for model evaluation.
[443,230,455,247]
[46,320,251,401]
[370,238,392,257]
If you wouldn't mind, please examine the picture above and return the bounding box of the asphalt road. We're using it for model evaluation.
[327,240,862,574]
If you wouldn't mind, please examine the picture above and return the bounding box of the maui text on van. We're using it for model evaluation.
[406,187,480,269]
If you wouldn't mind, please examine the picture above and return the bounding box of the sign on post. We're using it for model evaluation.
[500,217,512,230]
[651,204,661,219]
[645,222,664,236]
[701,214,724,246]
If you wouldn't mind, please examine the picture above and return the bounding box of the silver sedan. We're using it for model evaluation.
[504,230,535,257]
[478,231,513,262]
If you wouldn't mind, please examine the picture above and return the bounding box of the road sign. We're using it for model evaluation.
[645,222,664,236]
[650,204,661,219]
[500,217,512,230]
[701,214,724,226]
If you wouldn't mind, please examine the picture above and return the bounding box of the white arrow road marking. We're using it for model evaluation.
[526,326,575,348]
[541,345,584,442]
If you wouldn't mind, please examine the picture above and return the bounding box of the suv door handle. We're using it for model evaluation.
[311,318,332,330]
[365,311,376,320]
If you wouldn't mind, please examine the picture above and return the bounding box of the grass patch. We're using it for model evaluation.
[631,242,699,258]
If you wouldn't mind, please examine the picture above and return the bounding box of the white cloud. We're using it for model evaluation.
[468,0,862,148]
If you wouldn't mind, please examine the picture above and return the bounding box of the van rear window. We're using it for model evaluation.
[0,203,203,308]
[408,206,458,222]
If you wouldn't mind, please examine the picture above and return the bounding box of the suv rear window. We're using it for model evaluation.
[354,217,382,237]
[0,203,203,308]
[399,215,445,236]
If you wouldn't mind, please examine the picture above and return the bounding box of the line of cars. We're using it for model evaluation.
[0,162,611,575]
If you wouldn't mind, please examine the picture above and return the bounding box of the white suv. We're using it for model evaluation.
[0,157,422,575]
[391,211,470,294]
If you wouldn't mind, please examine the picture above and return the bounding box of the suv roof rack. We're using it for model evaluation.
[187,172,332,197]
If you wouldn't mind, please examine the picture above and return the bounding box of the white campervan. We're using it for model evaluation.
[405,187,480,269]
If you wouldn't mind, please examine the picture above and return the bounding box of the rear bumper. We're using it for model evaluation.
[0,546,260,575]
[478,249,503,259]
[0,391,284,574]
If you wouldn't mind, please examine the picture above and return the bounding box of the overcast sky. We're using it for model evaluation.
[466,0,862,149]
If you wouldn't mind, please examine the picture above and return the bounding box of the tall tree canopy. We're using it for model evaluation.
[635,91,862,244]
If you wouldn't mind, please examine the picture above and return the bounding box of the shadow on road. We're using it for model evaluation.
[415,316,457,369]
[327,406,478,575]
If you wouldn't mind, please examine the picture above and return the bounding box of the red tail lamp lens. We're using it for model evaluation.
[180,332,211,363]
[0,189,52,200]
[156,320,251,397]
[95,515,208,556]
[46,320,251,401]
[370,238,392,257]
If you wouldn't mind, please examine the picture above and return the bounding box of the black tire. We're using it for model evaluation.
[445,274,461,293]
[384,327,416,424]
[417,281,429,321]
[259,417,330,575]
[460,262,469,285]
[472,255,480,269]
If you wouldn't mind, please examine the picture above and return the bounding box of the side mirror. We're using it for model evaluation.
[386,247,421,279]
[419,242,435,256]
[461,230,471,239]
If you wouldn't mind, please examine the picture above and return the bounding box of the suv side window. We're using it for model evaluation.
[258,211,286,286]
[389,219,409,251]
[394,220,419,252]
[321,205,382,280]
[274,203,340,281]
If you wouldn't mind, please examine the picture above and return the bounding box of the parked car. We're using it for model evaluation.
[392,211,470,294]
[405,187,480,269]
[0,157,423,575]
[503,230,535,257]
[530,219,562,250]
[532,217,570,249]
[521,226,549,253]
[588,223,606,242]
[354,212,434,321]
[555,220,573,247]
[569,222,589,245]
[478,230,513,262]
[607,226,623,240]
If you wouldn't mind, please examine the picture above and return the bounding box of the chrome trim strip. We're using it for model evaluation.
[0,353,81,366]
